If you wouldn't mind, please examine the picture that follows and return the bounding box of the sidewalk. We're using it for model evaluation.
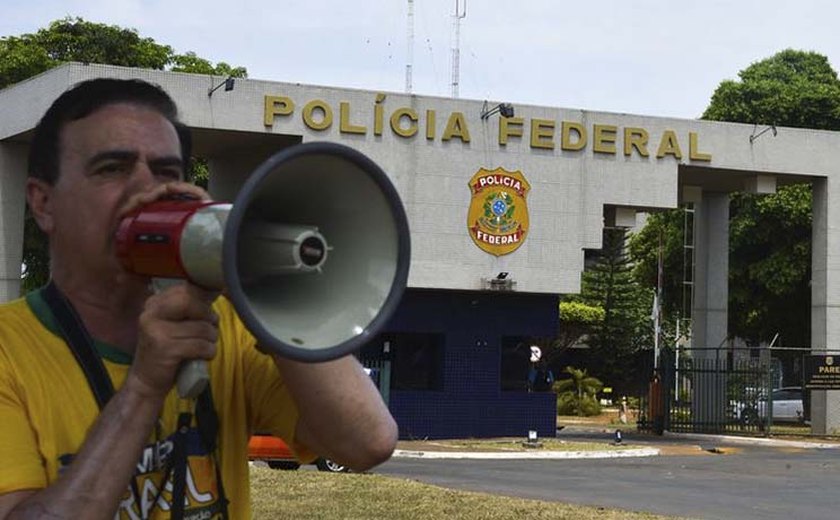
[393,442,660,460]
[392,413,840,460]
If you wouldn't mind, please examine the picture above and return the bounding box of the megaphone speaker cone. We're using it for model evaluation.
[223,142,411,362]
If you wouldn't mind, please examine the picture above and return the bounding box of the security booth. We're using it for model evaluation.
[2,63,840,437]
[360,289,559,439]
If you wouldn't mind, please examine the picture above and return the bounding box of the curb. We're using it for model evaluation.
[392,447,660,460]
[662,431,840,449]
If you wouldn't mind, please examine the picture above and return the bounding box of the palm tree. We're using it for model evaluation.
[555,367,604,416]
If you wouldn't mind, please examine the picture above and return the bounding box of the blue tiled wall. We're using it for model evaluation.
[385,289,559,440]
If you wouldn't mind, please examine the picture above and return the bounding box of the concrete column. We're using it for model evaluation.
[810,177,840,435]
[692,191,730,351]
[691,191,730,430]
[0,143,28,302]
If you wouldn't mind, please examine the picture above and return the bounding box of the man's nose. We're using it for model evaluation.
[130,161,162,190]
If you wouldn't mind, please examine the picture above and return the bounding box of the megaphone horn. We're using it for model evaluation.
[116,142,411,397]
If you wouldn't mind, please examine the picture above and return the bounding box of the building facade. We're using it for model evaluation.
[1,63,839,436]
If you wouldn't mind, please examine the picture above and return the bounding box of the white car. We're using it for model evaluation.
[736,387,804,424]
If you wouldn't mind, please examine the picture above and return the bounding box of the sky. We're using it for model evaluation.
[3,0,840,120]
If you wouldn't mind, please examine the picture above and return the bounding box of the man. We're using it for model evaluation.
[0,78,397,519]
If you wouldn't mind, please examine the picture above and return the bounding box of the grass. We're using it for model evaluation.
[250,466,681,520]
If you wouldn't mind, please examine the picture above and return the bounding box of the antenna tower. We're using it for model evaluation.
[405,0,414,93]
[451,0,466,98]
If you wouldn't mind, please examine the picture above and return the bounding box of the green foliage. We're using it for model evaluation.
[554,301,604,353]
[631,49,835,347]
[188,157,210,190]
[3,18,247,292]
[20,213,48,293]
[559,301,605,323]
[572,228,653,393]
[627,210,687,322]
[702,49,840,130]
[170,51,247,78]
[0,18,248,89]
[702,49,839,345]
[0,18,172,89]
[727,185,812,345]
[554,366,603,417]
[556,392,601,417]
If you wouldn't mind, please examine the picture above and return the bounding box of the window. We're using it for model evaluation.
[772,389,801,401]
[500,336,531,391]
[363,333,444,391]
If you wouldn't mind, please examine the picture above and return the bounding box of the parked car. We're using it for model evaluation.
[248,367,379,472]
[248,434,350,472]
[735,387,804,424]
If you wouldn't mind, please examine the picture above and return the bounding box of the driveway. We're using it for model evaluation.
[377,435,840,520]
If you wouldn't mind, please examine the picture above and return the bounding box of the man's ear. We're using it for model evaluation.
[26,178,54,233]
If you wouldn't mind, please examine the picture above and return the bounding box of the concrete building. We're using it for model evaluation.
[1,63,838,436]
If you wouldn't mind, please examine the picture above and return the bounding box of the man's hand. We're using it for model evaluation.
[127,283,220,400]
[118,181,212,220]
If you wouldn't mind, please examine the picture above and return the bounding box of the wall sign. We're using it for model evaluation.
[467,168,531,256]
[804,355,840,390]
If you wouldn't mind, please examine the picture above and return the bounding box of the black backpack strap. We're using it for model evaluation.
[170,412,192,519]
[42,281,115,408]
[196,385,230,518]
[41,281,228,519]
[196,388,219,452]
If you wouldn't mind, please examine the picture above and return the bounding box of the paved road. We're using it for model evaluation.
[376,442,840,519]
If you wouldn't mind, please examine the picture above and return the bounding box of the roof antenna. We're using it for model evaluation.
[451,0,467,98]
[406,0,415,93]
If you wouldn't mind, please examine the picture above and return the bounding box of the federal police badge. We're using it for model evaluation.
[467,167,531,256]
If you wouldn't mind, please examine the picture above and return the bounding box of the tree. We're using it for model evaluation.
[0,18,248,291]
[0,18,172,89]
[632,49,840,349]
[703,49,840,130]
[725,186,812,346]
[556,301,604,352]
[573,228,653,395]
[701,49,840,347]
[170,52,246,78]
[628,211,687,324]
[554,366,603,417]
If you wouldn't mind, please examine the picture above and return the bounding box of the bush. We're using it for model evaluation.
[553,366,604,417]
[556,392,602,416]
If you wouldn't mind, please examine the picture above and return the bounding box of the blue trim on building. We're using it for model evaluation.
[381,289,558,439]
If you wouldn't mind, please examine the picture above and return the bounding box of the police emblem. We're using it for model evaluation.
[467,167,531,256]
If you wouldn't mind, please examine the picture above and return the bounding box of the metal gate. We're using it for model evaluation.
[639,347,774,435]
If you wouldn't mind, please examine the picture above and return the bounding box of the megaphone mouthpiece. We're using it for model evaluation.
[238,222,330,279]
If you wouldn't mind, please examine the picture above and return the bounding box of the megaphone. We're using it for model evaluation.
[116,142,411,398]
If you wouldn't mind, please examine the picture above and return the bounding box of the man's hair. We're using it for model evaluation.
[28,78,192,184]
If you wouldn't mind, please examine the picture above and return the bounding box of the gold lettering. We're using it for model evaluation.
[624,127,649,157]
[390,108,419,138]
[561,121,587,151]
[374,104,385,136]
[530,119,555,149]
[689,132,712,161]
[426,110,436,140]
[499,117,524,145]
[442,112,470,142]
[339,102,366,134]
[263,96,294,126]
[656,130,682,159]
[302,100,333,131]
[593,125,617,154]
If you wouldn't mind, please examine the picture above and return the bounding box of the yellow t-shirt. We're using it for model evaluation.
[0,290,309,519]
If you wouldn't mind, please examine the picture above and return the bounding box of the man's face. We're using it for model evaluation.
[45,102,184,281]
